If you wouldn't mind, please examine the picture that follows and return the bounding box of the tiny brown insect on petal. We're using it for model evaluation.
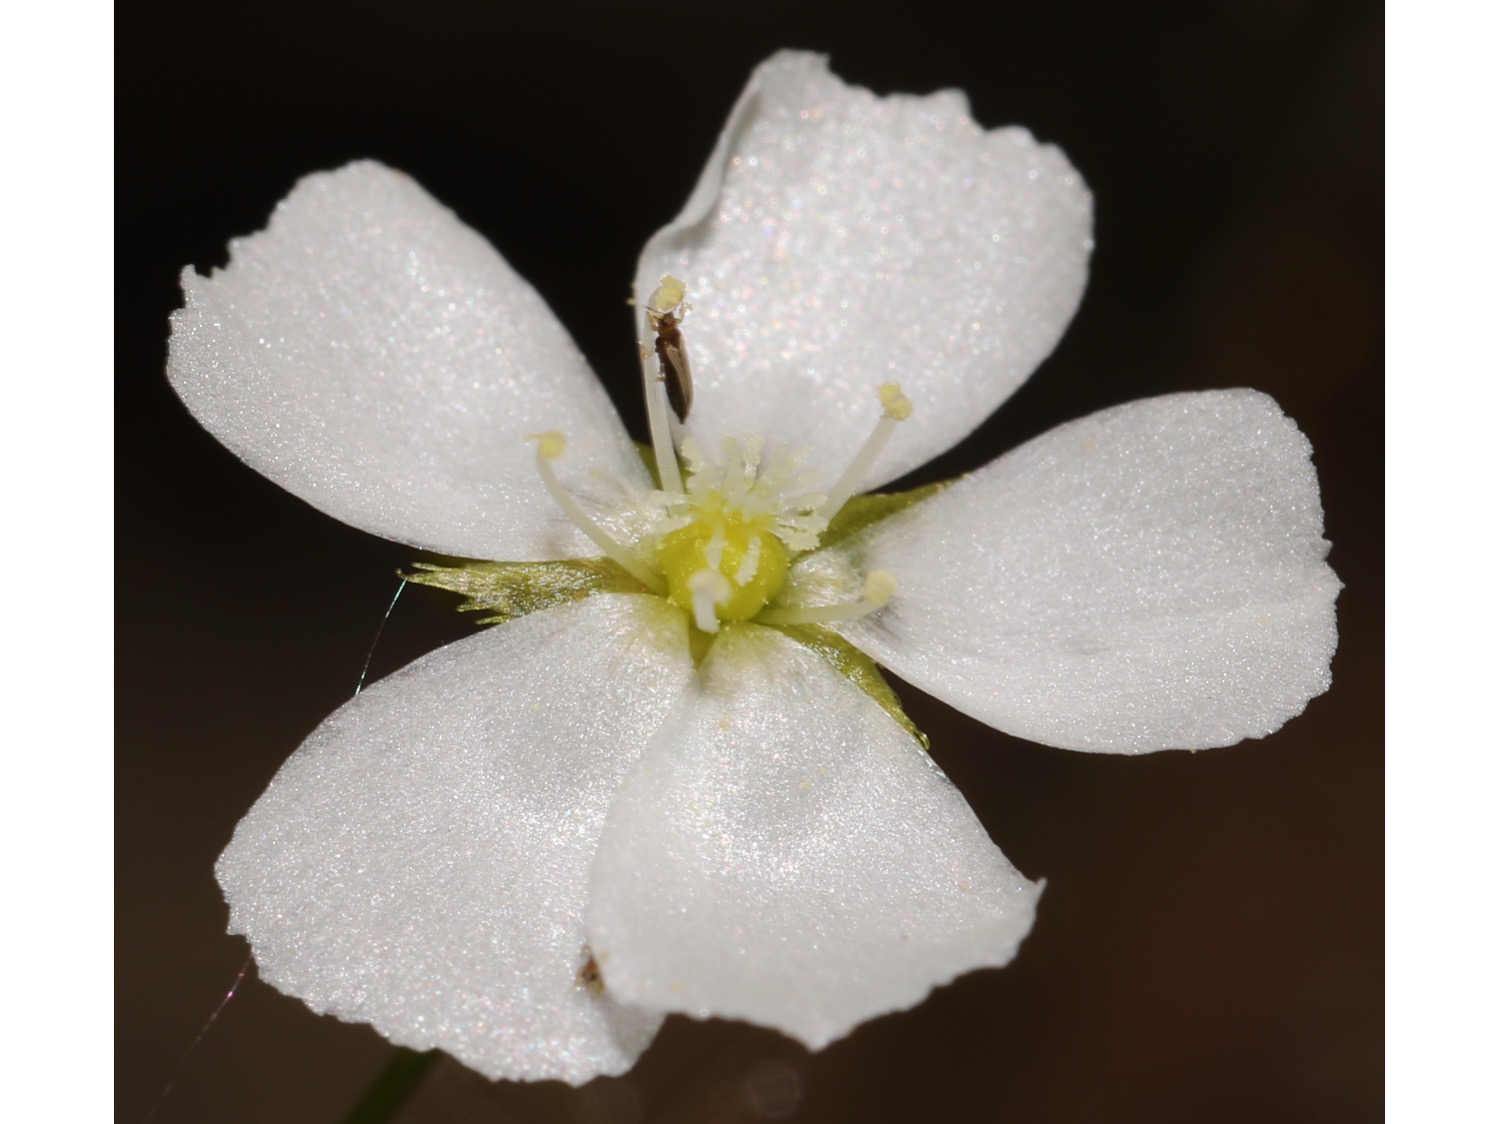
[577,948,606,996]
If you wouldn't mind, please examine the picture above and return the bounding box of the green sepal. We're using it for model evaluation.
[773,622,929,750]
[404,557,646,625]
[810,479,951,554]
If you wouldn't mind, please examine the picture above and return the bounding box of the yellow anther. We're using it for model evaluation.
[863,570,897,605]
[526,431,568,460]
[878,383,912,421]
[647,274,688,315]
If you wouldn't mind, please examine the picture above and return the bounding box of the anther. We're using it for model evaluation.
[647,275,687,316]
[528,430,568,461]
[878,382,913,421]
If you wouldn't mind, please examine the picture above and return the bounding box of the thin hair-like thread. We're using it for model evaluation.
[139,955,252,1124]
[142,577,410,1122]
[354,577,409,696]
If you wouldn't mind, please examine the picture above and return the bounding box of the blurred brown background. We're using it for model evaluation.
[117,2,1382,1121]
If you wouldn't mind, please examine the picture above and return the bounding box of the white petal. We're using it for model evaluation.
[827,390,1341,752]
[585,623,1039,1049]
[170,161,650,560]
[636,52,1092,490]
[215,595,695,1084]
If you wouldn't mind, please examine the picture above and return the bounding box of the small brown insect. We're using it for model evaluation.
[577,948,606,997]
[646,275,693,421]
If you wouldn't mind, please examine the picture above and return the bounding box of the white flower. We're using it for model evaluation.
[167,52,1339,1085]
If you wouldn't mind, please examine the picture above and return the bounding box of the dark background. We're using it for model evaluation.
[118,2,1382,1121]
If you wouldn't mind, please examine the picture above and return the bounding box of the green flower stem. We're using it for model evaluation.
[340,1047,440,1124]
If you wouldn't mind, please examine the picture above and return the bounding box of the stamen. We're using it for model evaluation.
[640,276,687,494]
[527,432,665,593]
[758,570,897,626]
[688,568,731,633]
[816,383,913,521]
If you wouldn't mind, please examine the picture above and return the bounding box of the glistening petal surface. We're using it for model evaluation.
[585,623,1040,1049]
[827,390,1340,752]
[215,595,695,1084]
[169,161,650,560]
[636,52,1092,490]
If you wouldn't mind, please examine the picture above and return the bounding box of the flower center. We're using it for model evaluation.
[658,516,788,625]
[527,277,912,636]
[647,433,821,631]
